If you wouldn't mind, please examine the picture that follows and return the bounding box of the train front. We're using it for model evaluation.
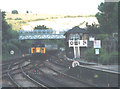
[29,42,46,60]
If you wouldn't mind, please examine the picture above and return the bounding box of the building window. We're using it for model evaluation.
[69,34,80,40]
[83,34,87,40]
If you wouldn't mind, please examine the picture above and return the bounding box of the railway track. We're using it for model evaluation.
[2,55,31,75]
[2,56,48,88]
[7,60,48,87]
[47,53,119,87]
[2,54,31,68]
[7,64,22,87]
[2,52,101,87]
[41,53,97,87]
[45,62,96,87]
[25,59,96,87]
[2,59,31,78]
[20,63,48,88]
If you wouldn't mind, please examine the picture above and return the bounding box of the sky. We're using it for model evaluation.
[1,0,104,15]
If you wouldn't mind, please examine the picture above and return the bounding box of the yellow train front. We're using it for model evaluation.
[30,45,46,60]
[29,41,58,60]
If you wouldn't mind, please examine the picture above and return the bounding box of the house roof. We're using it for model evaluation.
[64,26,88,35]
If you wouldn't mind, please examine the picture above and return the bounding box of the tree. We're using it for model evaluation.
[95,2,118,34]
[12,10,18,14]
[2,11,32,60]
[2,11,17,42]
[2,11,11,42]
[26,10,29,14]
[34,25,49,30]
[86,22,100,34]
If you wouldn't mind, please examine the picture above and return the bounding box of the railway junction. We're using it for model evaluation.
[2,26,119,88]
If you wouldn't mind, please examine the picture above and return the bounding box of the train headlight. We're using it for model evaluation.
[36,47,40,53]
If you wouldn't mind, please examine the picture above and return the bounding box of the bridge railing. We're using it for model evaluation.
[18,29,66,40]
[19,29,65,35]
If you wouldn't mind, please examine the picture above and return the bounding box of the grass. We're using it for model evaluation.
[5,13,95,30]
[6,20,28,31]
[5,13,64,20]
[5,13,65,30]
[2,54,22,61]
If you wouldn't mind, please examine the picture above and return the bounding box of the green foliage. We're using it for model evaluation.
[2,42,20,59]
[26,11,29,14]
[7,43,19,53]
[85,48,98,62]
[78,21,85,27]
[51,17,58,19]
[2,43,8,55]
[85,48,96,62]
[2,12,17,41]
[7,18,13,20]
[86,22,100,34]
[108,51,118,64]
[12,10,18,14]
[2,12,13,41]
[2,23,17,41]
[32,18,45,21]
[34,25,49,30]
[64,15,77,18]
[99,52,109,64]
[100,51,118,64]
[19,21,26,24]
[15,18,22,20]
[95,2,118,34]
[57,40,65,48]
[97,34,109,40]
[85,48,106,62]
[19,40,33,54]
[85,48,118,64]
[63,15,95,18]
[2,11,32,60]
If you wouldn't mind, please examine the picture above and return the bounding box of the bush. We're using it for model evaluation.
[19,21,26,23]
[9,39,21,48]
[57,40,65,49]
[12,10,18,14]
[85,48,98,62]
[7,18,13,20]
[85,48,118,64]
[99,52,109,64]
[2,43,8,55]
[7,43,19,54]
[2,42,20,60]
[99,51,118,65]
[8,28,18,38]
[97,34,109,40]
[15,18,22,20]
[33,18,45,21]
[109,51,118,64]
[34,25,49,30]
[85,48,106,63]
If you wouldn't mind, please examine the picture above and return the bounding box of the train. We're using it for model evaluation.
[29,40,58,60]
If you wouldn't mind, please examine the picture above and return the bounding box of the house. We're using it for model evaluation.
[64,26,92,59]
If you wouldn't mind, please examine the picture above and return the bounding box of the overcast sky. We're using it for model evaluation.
[1,0,104,15]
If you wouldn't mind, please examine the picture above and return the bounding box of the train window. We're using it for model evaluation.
[41,47,45,53]
[36,47,40,53]
[31,47,35,54]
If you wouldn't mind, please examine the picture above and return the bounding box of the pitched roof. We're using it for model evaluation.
[64,26,88,35]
